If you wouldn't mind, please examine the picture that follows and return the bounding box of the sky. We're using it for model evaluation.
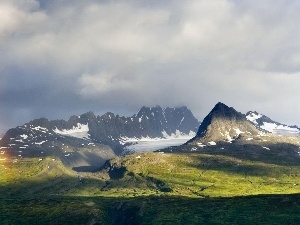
[1,0,300,133]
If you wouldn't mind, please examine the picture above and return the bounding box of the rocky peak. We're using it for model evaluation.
[135,106,163,118]
[209,102,244,120]
[100,112,116,121]
[189,102,259,144]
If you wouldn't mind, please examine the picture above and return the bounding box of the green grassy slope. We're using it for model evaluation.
[98,151,300,197]
[1,150,300,224]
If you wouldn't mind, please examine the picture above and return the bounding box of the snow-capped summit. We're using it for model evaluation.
[246,111,300,136]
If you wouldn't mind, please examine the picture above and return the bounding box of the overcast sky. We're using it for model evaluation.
[1,0,300,132]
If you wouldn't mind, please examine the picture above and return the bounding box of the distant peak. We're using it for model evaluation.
[136,106,162,115]
[80,111,96,118]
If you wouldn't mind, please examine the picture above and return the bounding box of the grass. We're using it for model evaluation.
[1,195,300,225]
[1,150,300,224]
[100,152,300,197]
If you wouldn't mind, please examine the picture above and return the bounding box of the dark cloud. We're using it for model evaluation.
[1,0,300,132]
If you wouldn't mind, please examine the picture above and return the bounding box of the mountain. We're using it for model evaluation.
[246,111,300,136]
[0,106,199,171]
[187,102,259,145]
[163,103,300,162]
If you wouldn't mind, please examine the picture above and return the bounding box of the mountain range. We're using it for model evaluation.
[1,102,300,171]
[0,106,199,171]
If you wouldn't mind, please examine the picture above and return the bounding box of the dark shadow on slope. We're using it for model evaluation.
[2,194,300,225]
[72,166,102,172]
[182,154,279,177]
[162,142,300,167]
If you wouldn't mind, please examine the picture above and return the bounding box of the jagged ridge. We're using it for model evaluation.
[0,106,200,159]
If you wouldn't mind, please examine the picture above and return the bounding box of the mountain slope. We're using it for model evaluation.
[2,153,300,224]
[188,102,260,145]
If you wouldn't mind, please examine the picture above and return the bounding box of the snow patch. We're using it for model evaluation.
[53,123,89,139]
[162,130,195,139]
[35,141,46,145]
[197,143,206,147]
[191,147,197,151]
[261,122,300,136]
[120,130,195,146]
[121,131,195,153]
[234,128,244,135]
[179,117,185,126]
[20,134,28,139]
[32,126,48,132]
[225,131,233,142]
[246,112,262,124]
[208,141,216,146]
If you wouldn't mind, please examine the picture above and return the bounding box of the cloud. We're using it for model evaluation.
[78,72,135,96]
[1,0,300,131]
[0,0,46,37]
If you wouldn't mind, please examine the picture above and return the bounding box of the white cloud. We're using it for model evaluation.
[2,0,300,129]
[78,72,135,97]
[0,0,46,37]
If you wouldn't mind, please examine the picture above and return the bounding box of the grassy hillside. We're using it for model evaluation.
[97,151,300,197]
[1,150,300,224]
